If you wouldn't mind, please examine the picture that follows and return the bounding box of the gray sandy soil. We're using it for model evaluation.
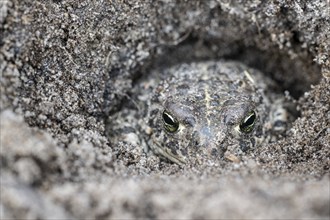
[1,0,329,219]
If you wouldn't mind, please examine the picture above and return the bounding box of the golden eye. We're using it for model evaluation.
[162,110,179,133]
[239,111,256,133]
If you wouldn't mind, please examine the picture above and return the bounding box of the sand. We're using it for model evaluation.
[1,0,329,219]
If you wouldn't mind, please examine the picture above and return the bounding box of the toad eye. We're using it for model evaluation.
[162,110,179,133]
[239,111,256,133]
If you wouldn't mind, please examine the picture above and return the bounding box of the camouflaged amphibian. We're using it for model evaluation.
[146,61,287,166]
[108,60,290,167]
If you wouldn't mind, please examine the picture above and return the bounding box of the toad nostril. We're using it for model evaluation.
[191,130,200,147]
[211,148,218,156]
[239,140,250,152]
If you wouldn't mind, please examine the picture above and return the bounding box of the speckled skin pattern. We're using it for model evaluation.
[147,61,274,166]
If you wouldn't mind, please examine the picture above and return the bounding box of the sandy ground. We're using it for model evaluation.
[1,0,329,219]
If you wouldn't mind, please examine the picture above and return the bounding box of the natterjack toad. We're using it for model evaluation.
[108,60,292,166]
[148,61,266,166]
